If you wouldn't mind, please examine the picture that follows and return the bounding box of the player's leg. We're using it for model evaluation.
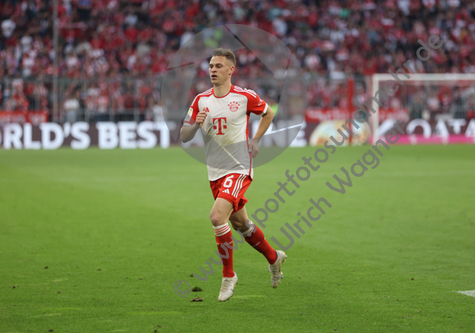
[209,198,238,301]
[210,197,235,277]
[229,207,277,264]
[230,206,288,288]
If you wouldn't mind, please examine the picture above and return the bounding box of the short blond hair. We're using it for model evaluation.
[212,48,236,66]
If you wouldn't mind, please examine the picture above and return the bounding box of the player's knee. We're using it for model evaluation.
[209,211,224,226]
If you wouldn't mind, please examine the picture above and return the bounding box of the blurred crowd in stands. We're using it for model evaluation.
[0,0,474,122]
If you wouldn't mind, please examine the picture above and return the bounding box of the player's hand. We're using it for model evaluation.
[248,138,259,158]
[196,111,207,127]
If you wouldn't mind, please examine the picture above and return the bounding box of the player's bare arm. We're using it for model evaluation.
[248,107,275,158]
[179,110,207,143]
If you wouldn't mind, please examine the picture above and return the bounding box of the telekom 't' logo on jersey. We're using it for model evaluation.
[213,117,227,135]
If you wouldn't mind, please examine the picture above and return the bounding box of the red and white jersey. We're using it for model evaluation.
[184,85,268,181]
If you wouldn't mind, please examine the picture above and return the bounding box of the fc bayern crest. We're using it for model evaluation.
[228,101,239,112]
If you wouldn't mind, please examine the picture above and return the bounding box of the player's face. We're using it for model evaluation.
[209,56,235,86]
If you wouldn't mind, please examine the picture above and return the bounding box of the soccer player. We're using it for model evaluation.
[180,48,287,302]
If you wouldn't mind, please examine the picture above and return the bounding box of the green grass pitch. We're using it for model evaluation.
[1,145,474,332]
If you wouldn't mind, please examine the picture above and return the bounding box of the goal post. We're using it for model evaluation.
[370,73,475,144]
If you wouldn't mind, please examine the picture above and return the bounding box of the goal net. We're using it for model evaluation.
[370,73,475,145]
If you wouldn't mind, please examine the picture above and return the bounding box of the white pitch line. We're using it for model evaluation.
[456,290,475,298]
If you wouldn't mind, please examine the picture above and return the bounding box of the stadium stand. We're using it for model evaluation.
[0,0,474,121]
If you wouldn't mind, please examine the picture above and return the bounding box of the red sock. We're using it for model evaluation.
[244,222,277,264]
[213,224,234,278]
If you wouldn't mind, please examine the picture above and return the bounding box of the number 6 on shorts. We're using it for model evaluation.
[223,175,234,188]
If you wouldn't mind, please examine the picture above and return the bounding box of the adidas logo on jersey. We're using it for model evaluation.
[222,189,230,194]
